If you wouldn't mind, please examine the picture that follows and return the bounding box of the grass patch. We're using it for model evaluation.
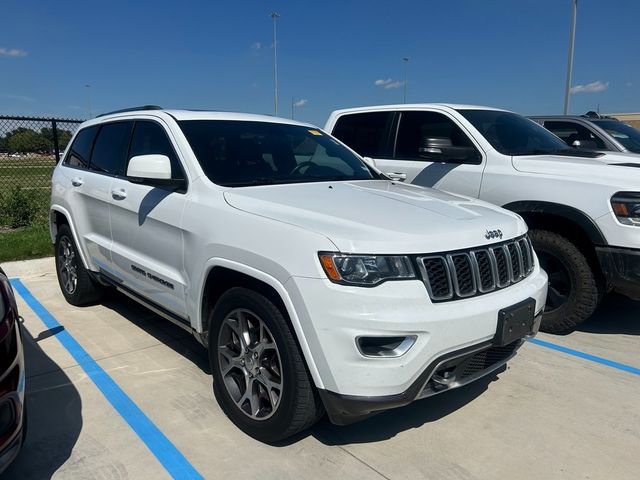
[0,223,52,263]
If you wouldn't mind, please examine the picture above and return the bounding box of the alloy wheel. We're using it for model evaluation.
[58,236,78,294]
[217,308,283,420]
[537,250,573,313]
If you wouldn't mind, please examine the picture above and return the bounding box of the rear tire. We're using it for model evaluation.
[209,287,322,443]
[54,224,103,306]
[529,230,600,333]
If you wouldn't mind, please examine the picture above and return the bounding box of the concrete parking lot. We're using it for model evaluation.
[2,257,639,480]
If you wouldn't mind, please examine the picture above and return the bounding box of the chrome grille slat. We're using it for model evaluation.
[418,235,535,302]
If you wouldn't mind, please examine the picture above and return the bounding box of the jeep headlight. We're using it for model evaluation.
[611,192,640,226]
[318,253,416,286]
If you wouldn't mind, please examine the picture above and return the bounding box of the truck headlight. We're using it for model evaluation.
[611,192,640,226]
[318,253,416,286]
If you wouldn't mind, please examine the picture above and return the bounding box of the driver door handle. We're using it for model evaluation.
[71,177,83,187]
[111,188,127,200]
[385,172,407,182]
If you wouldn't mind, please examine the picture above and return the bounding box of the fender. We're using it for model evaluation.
[503,200,608,245]
[49,205,92,269]
[196,257,324,389]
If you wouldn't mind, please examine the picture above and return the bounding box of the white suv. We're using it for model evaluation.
[50,107,547,442]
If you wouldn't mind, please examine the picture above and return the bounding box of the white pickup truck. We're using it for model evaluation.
[326,104,640,333]
[50,107,546,441]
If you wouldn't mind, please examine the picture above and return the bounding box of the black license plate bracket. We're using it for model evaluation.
[495,298,535,346]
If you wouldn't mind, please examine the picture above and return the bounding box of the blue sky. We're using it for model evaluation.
[0,0,638,126]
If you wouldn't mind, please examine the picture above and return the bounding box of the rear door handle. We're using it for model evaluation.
[111,188,127,200]
[71,177,83,187]
[385,172,407,181]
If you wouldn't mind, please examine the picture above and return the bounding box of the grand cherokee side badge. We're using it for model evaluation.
[485,229,503,240]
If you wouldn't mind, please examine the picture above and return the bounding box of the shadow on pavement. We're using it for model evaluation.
[99,289,210,374]
[309,367,503,446]
[4,325,82,479]
[578,294,640,335]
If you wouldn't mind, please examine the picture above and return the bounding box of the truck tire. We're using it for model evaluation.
[529,230,599,333]
[209,287,322,443]
[54,224,103,306]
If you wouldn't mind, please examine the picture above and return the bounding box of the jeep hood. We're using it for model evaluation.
[223,180,525,254]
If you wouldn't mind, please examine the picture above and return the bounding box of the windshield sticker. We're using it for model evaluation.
[308,129,322,136]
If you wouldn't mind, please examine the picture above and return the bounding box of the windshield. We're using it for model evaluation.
[179,120,376,187]
[592,120,640,154]
[459,110,571,155]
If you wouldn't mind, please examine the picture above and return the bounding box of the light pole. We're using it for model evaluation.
[563,0,577,114]
[270,12,280,116]
[403,57,410,103]
[85,84,92,118]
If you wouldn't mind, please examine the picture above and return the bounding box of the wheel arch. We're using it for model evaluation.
[49,206,90,269]
[198,259,324,389]
[503,200,606,280]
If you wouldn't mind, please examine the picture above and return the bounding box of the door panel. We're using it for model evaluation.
[377,110,485,198]
[108,120,189,317]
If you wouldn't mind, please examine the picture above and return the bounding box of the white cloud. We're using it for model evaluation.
[0,48,27,57]
[293,99,308,107]
[251,42,262,50]
[0,94,35,102]
[374,78,404,89]
[570,80,609,94]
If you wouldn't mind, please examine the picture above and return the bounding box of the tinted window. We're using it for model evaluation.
[544,121,606,150]
[331,112,393,157]
[64,126,98,169]
[592,120,640,154]
[395,111,480,163]
[90,122,133,175]
[179,120,377,187]
[129,121,185,180]
[459,110,570,156]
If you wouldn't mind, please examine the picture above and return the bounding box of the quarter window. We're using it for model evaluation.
[90,122,133,175]
[64,126,98,169]
[128,121,185,180]
[331,112,394,157]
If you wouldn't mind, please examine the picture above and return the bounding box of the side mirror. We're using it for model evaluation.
[571,139,598,150]
[418,137,479,164]
[127,154,172,183]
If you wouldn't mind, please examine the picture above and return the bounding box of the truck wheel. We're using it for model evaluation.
[54,224,103,306]
[208,287,322,443]
[529,230,599,333]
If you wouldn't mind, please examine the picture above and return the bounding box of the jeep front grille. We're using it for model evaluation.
[417,235,535,302]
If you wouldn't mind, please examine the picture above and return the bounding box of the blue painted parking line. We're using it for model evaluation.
[11,278,204,480]
[529,338,640,376]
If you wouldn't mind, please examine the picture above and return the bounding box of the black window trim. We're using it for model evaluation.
[390,109,484,164]
[125,119,189,193]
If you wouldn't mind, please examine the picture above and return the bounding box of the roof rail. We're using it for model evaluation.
[97,105,163,117]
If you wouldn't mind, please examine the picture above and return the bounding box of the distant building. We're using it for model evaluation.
[607,113,640,129]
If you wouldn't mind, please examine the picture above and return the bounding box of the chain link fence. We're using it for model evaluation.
[0,115,84,228]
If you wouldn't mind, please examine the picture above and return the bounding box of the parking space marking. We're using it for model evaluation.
[11,278,204,480]
[530,338,640,376]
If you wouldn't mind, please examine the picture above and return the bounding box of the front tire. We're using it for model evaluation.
[209,287,322,443]
[530,230,600,333]
[54,224,103,306]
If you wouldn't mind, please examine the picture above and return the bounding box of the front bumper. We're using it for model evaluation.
[596,246,640,300]
[285,264,547,403]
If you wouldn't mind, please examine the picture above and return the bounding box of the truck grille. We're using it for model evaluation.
[417,235,535,302]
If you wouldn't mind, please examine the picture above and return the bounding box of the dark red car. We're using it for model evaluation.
[0,267,25,474]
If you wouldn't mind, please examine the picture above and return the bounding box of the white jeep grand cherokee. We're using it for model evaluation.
[50,107,547,442]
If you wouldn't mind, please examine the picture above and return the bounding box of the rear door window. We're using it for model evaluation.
[90,122,133,175]
[64,126,98,169]
[331,112,394,157]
